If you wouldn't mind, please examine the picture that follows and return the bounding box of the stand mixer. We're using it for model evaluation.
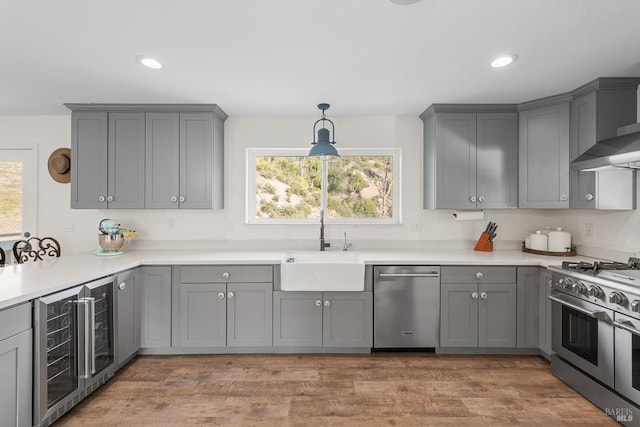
[93,219,137,256]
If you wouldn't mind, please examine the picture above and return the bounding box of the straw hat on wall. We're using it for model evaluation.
[48,148,71,183]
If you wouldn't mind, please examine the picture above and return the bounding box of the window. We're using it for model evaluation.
[0,148,37,246]
[247,148,401,224]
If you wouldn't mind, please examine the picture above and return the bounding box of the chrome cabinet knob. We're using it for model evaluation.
[572,282,587,294]
[608,292,627,305]
[324,300,331,307]
[218,292,225,299]
[222,272,230,279]
[469,196,477,203]
[227,291,234,299]
[315,300,322,307]
[107,195,114,202]
[560,194,569,201]
[547,278,553,288]
[480,292,488,299]
[475,272,484,280]
[588,285,603,298]
[98,196,106,202]
[631,300,640,313]
[179,196,185,202]
[118,282,126,290]
[585,193,594,201]
[171,196,178,202]
[471,292,479,300]
[478,196,485,203]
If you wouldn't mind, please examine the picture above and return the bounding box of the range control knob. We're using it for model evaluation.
[572,282,587,294]
[608,292,628,305]
[631,300,640,313]
[559,278,573,289]
[587,285,603,298]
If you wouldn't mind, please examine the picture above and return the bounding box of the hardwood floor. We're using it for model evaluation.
[56,354,618,426]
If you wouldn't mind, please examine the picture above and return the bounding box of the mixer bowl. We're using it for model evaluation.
[98,234,124,251]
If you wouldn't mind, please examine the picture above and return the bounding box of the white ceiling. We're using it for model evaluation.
[1,0,640,117]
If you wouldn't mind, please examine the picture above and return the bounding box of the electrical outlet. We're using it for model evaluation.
[168,218,175,230]
[585,222,594,238]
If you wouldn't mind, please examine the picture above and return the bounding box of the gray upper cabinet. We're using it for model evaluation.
[518,95,571,208]
[66,104,226,210]
[116,268,141,367]
[70,111,145,209]
[440,266,517,348]
[273,291,373,348]
[421,105,518,210]
[569,78,639,210]
[173,266,273,348]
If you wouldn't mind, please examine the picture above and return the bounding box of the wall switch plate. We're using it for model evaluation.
[168,218,175,230]
[585,222,594,238]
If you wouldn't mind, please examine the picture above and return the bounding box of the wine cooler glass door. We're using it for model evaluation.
[86,278,115,376]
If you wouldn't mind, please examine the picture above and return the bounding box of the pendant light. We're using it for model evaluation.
[309,103,339,159]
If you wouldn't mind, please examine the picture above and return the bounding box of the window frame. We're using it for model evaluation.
[0,147,38,248]
[246,148,401,225]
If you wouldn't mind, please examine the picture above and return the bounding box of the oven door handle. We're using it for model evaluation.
[548,295,610,321]
[614,320,640,336]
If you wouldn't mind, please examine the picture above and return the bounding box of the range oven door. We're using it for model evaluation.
[550,290,614,387]
[614,313,640,405]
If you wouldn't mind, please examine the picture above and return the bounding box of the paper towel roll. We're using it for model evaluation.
[452,211,485,221]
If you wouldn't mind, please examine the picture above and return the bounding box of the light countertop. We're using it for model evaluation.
[0,248,598,310]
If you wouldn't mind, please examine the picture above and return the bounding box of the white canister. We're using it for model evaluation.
[524,235,531,249]
[529,231,548,251]
[548,227,572,252]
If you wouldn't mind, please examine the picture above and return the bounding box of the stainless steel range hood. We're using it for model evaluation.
[571,123,640,171]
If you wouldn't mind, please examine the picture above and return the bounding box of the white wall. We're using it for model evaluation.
[1,115,638,259]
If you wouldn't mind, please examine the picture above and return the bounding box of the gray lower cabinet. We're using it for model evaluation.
[516,267,539,348]
[273,291,373,348]
[140,266,172,348]
[569,78,639,210]
[518,95,571,208]
[173,266,273,348]
[70,111,146,209]
[538,268,553,357]
[421,105,518,210]
[116,268,141,367]
[0,302,32,427]
[440,267,517,348]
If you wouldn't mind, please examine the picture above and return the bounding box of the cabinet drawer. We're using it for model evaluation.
[180,266,273,283]
[0,302,31,341]
[441,266,516,284]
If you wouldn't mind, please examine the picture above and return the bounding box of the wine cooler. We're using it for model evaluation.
[33,276,116,427]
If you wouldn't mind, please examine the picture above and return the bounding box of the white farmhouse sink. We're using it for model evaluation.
[280,252,365,291]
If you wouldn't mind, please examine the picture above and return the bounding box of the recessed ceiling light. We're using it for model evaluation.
[135,55,162,69]
[491,54,518,68]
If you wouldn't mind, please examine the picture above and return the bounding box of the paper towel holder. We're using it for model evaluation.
[452,210,485,221]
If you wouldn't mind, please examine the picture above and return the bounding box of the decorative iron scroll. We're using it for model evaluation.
[0,249,5,267]
[12,237,61,264]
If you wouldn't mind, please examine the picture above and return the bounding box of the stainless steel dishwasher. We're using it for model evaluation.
[373,266,440,348]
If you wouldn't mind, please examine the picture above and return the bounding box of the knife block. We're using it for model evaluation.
[474,232,493,252]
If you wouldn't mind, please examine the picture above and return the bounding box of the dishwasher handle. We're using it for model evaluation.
[378,273,440,278]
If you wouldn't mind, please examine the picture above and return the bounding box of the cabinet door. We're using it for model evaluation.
[570,92,597,209]
[273,291,323,347]
[227,282,272,347]
[179,113,214,209]
[145,113,180,208]
[116,269,141,367]
[108,113,145,208]
[71,111,108,208]
[140,267,172,348]
[518,102,570,208]
[435,113,477,209]
[178,283,226,347]
[440,283,478,347]
[478,283,516,347]
[538,269,553,357]
[0,329,32,427]
[516,267,539,348]
[476,113,518,208]
[323,292,373,348]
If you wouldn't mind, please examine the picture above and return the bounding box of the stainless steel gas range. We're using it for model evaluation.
[548,259,640,426]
